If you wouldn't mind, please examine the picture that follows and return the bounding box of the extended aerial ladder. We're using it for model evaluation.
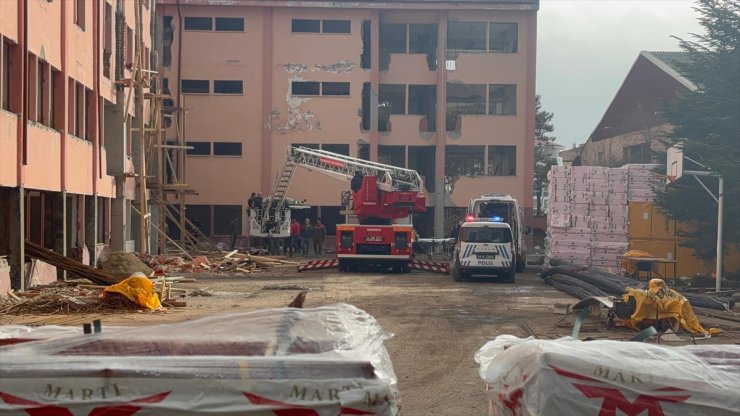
[251,146,426,271]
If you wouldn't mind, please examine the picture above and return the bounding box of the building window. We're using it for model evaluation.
[408,85,436,132]
[181,79,209,94]
[214,80,243,94]
[379,84,406,115]
[213,142,242,156]
[214,205,242,236]
[185,205,211,237]
[380,23,407,53]
[379,145,405,167]
[322,82,350,96]
[103,3,112,78]
[446,22,486,56]
[445,145,485,177]
[489,23,518,53]
[186,141,211,155]
[322,20,351,34]
[215,17,244,32]
[292,81,320,96]
[623,143,651,164]
[489,84,516,115]
[446,83,486,131]
[291,19,320,33]
[184,17,213,31]
[74,0,85,30]
[1,41,10,111]
[488,145,516,176]
[322,143,349,156]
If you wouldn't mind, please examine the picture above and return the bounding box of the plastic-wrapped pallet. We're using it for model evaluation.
[0,303,399,415]
[476,335,740,416]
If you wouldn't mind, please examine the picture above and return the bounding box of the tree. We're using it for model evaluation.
[654,0,740,265]
[534,95,558,216]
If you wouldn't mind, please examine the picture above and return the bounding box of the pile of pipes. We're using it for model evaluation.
[542,259,735,310]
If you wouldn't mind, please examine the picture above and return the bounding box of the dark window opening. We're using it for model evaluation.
[214,205,242,236]
[361,20,371,69]
[185,205,211,237]
[103,4,112,78]
[322,82,350,96]
[74,0,86,29]
[215,17,244,32]
[488,145,516,176]
[446,22,486,57]
[292,19,320,33]
[490,23,518,53]
[322,143,350,156]
[409,23,438,70]
[320,206,342,235]
[322,20,351,34]
[408,146,435,192]
[213,142,242,156]
[379,84,406,114]
[623,143,651,164]
[379,145,405,168]
[380,23,406,70]
[162,16,174,67]
[408,85,436,132]
[214,80,243,94]
[489,84,516,115]
[181,79,209,94]
[445,145,485,191]
[186,141,211,156]
[361,82,371,131]
[446,83,485,131]
[358,142,370,161]
[184,17,212,31]
[292,81,320,96]
[2,42,11,110]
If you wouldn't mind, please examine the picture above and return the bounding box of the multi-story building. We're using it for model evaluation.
[157,0,538,242]
[0,0,154,289]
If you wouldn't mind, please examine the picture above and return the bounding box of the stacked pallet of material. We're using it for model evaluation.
[546,165,659,270]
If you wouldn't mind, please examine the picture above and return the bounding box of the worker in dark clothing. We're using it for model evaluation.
[247,193,256,213]
[351,171,364,193]
[254,192,264,210]
[300,218,313,256]
[312,218,326,255]
[228,218,239,250]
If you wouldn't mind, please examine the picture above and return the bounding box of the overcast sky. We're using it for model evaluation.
[537,0,702,148]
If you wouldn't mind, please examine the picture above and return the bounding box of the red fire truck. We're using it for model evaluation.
[251,146,426,272]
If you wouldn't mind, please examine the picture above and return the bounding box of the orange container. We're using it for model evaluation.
[628,202,652,239]
[650,205,676,241]
[675,244,707,277]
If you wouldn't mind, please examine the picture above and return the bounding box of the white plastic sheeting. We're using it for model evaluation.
[476,335,740,416]
[0,304,398,415]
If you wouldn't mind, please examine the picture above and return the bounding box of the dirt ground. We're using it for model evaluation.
[2,265,737,414]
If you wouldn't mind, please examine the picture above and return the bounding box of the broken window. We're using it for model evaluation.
[323,20,351,34]
[292,81,320,96]
[322,143,350,156]
[184,17,212,31]
[361,82,371,131]
[74,0,85,29]
[213,142,242,156]
[446,83,485,131]
[292,19,320,33]
[489,23,517,53]
[185,205,211,237]
[409,23,438,70]
[379,84,406,114]
[446,22,486,57]
[215,17,244,32]
[186,141,211,156]
[214,80,243,94]
[322,82,350,96]
[489,84,516,115]
[408,146,435,192]
[379,145,405,167]
[162,16,174,67]
[104,3,112,78]
[445,145,484,191]
[357,143,370,160]
[213,205,241,236]
[488,145,516,176]
[623,143,651,164]
[361,21,371,69]
[181,79,209,94]
[380,23,406,70]
[408,85,436,132]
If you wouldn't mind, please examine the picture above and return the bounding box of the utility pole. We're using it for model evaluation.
[134,0,149,254]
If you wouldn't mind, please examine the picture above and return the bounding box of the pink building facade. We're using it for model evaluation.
[157,0,538,240]
[0,0,154,289]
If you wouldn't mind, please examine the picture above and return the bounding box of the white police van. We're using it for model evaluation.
[451,220,516,283]
[467,194,528,272]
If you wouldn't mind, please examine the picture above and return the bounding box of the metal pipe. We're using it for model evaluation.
[716,175,723,292]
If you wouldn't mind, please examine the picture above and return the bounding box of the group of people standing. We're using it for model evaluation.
[287,218,326,257]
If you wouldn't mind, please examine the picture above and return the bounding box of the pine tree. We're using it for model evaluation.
[653,0,740,265]
[534,95,557,216]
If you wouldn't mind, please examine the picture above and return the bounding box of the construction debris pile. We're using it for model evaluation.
[140,250,300,275]
[100,252,154,277]
[0,304,399,415]
[476,335,740,416]
[546,164,658,269]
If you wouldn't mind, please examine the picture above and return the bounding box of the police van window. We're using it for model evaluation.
[459,226,511,243]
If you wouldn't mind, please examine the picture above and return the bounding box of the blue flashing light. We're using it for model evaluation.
[491,216,504,223]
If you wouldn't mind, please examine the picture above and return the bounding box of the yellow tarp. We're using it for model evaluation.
[103,275,162,310]
[620,249,653,275]
[621,279,720,335]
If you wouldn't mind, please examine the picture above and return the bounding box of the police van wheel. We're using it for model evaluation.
[338,260,348,272]
[515,256,526,272]
[453,269,463,282]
